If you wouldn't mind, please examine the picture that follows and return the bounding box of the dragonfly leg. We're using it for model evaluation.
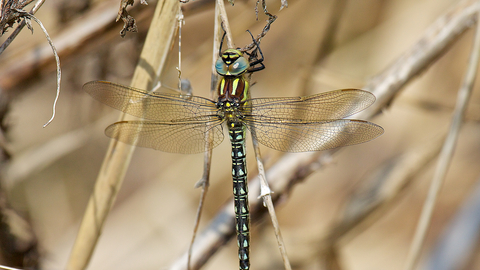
[245,30,265,73]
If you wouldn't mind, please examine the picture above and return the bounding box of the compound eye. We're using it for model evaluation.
[215,58,228,75]
[229,57,249,76]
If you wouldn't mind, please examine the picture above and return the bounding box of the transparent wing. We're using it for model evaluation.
[245,118,383,152]
[84,81,218,121]
[245,89,375,121]
[105,119,224,154]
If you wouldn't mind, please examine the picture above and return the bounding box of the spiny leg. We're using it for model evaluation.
[245,30,265,73]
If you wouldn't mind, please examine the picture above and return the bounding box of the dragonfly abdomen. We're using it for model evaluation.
[229,121,250,270]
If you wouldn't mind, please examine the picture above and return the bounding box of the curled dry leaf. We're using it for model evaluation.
[0,0,33,36]
[116,0,148,37]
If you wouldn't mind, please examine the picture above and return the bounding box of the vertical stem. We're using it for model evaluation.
[404,2,480,269]
[66,1,180,269]
[252,137,292,270]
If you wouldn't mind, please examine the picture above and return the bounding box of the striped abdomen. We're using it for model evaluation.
[229,121,250,270]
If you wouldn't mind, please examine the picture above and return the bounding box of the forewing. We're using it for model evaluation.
[245,119,383,152]
[105,119,224,154]
[84,81,217,121]
[246,89,375,121]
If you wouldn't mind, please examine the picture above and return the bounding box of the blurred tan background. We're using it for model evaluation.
[1,0,480,269]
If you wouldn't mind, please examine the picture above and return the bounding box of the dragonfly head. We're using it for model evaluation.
[215,49,249,77]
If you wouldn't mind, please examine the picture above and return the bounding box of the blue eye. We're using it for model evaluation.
[229,57,249,76]
[215,58,228,75]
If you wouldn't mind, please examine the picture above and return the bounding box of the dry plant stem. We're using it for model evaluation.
[177,7,184,89]
[186,2,234,269]
[324,134,445,249]
[252,137,292,270]
[426,174,480,269]
[0,265,23,270]
[215,0,234,49]
[241,9,276,52]
[0,0,141,90]
[183,3,207,267]
[0,0,45,54]
[4,113,125,189]
[168,0,480,269]
[66,1,180,269]
[363,0,479,117]
[9,9,61,127]
[211,0,233,82]
[254,0,285,20]
[403,2,480,269]
[187,159,210,270]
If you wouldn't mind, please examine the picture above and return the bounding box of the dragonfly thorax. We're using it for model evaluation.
[216,99,245,122]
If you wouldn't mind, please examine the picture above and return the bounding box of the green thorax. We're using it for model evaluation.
[215,49,251,123]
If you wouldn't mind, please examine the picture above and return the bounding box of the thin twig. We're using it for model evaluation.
[240,9,276,52]
[186,2,234,269]
[11,9,61,127]
[318,134,445,255]
[254,0,286,20]
[425,174,480,269]
[311,135,444,268]
[361,0,479,118]
[252,137,292,270]
[215,0,234,49]
[0,2,60,127]
[403,1,480,269]
[188,159,210,270]
[176,7,184,90]
[182,4,202,267]
[187,150,211,270]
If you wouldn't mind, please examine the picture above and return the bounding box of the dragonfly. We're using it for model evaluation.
[84,42,383,270]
